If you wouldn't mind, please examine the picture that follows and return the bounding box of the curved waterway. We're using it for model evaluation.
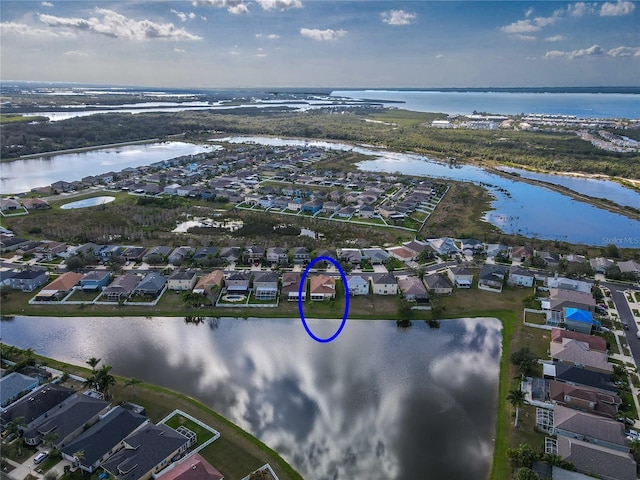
[1,316,501,480]
[222,136,640,245]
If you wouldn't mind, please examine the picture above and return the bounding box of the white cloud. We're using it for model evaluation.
[608,46,640,57]
[256,33,280,39]
[545,35,565,42]
[300,28,346,41]
[501,13,559,34]
[600,0,635,16]
[436,54,444,59]
[174,48,186,53]
[41,2,54,7]
[255,0,302,10]
[171,9,196,22]
[64,50,93,57]
[545,44,640,59]
[0,21,72,37]
[256,47,267,57]
[566,2,597,16]
[381,10,417,26]
[193,0,249,15]
[524,7,534,18]
[514,34,537,41]
[228,3,249,14]
[38,8,202,40]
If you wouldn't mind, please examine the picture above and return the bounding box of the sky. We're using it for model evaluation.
[1,0,639,88]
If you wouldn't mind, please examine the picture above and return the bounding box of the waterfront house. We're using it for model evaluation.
[309,275,336,301]
[346,275,369,296]
[155,453,224,480]
[564,308,599,335]
[548,380,621,419]
[423,273,453,294]
[551,328,607,353]
[167,270,197,291]
[398,276,429,303]
[550,338,612,373]
[35,271,83,301]
[103,273,140,301]
[225,272,251,293]
[508,266,536,288]
[0,385,76,431]
[370,273,398,296]
[252,271,279,300]
[9,269,48,292]
[282,272,305,301]
[555,436,636,480]
[447,267,473,289]
[552,405,627,453]
[132,272,166,298]
[193,270,224,295]
[477,265,507,292]
[0,373,39,408]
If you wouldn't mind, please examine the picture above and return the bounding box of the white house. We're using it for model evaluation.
[447,267,473,288]
[508,266,536,288]
[370,273,398,295]
[346,275,369,296]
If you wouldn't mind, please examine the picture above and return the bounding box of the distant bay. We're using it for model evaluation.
[331,90,640,119]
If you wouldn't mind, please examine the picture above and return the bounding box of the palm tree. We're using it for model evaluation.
[73,450,85,477]
[507,388,526,427]
[42,431,59,449]
[86,357,101,373]
[95,365,116,400]
[5,417,25,457]
[124,378,142,398]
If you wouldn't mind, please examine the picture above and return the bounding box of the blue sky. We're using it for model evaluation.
[1,1,638,88]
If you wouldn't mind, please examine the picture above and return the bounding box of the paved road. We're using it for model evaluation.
[602,280,640,363]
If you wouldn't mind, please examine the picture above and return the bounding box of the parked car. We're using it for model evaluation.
[636,330,640,339]
[34,452,48,465]
[622,322,629,330]
[627,430,640,441]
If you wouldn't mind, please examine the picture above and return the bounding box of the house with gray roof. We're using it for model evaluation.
[398,276,429,303]
[226,272,251,293]
[361,248,390,265]
[252,271,279,300]
[8,269,48,291]
[0,385,76,430]
[424,273,453,295]
[80,271,111,291]
[292,247,310,264]
[104,273,140,301]
[23,394,110,447]
[220,247,241,263]
[168,247,195,266]
[143,246,173,263]
[266,247,288,264]
[132,272,167,298]
[121,246,147,262]
[478,264,507,292]
[167,270,197,291]
[429,238,459,256]
[508,266,536,288]
[102,424,191,480]
[370,273,398,296]
[0,372,39,408]
[447,267,473,289]
[552,405,627,453]
[61,406,149,473]
[556,436,636,480]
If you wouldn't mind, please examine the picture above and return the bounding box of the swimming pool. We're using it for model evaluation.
[60,196,116,209]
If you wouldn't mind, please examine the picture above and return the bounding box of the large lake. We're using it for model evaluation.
[224,136,640,245]
[331,90,640,119]
[0,316,502,480]
[1,142,216,194]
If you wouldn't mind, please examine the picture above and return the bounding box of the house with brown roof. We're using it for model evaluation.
[309,274,335,301]
[282,272,305,301]
[34,271,83,301]
[193,271,224,295]
[548,380,621,419]
[423,273,453,294]
[398,276,429,303]
[156,453,223,480]
[511,245,534,263]
[550,339,613,373]
[386,246,416,262]
[551,328,607,353]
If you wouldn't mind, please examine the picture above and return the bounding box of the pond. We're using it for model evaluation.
[0,315,501,480]
[60,196,115,209]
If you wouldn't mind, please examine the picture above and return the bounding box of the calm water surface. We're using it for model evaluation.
[0,316,501,480]
[1,142,216,194]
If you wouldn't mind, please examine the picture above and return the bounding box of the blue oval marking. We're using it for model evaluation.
[298,256,350,343]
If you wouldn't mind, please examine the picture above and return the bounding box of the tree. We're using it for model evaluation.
[95,364,116,400]
[73,450,85,476]
[86,357,101,373]
[65,255,85,272]
[515,467,539,480]
[542,453,573,470]
[124,377,142,398]
[42,431,59,448]
[506,443,539,469]
[510,347,538,377]
[507,388,526,427]
[605,243,619,258]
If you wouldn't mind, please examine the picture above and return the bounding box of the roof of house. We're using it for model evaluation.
[10,269,47,280]
[103,424,190,480]
[553,362,616,393]
[618,259,640,273]
[550,339,612,372]
[81,270,111,282]
[168,270,197,281]
[267,247,287,256]
[61,406,148,467]
[194,271,224,290]
[549,380,621,418]
[41,272,84,292]
[292,246,309,255]
[346,275,368,287]
[310,275,335,294]
[403,241,427,254]
[253,271,279,284]
[551,328,606,352]
[511,245,534,258]
[398,277,428,295]
[424,273,452,290]
[24,395,109,444]
[448,266,473,276]
[479,264,507,282]
[549,288,595,306]
[220,247,241,259]
[371,273,397,285]
[227,272,251,282]
[0,372,38,406]
[0,385,76,426]
[556,436,636,480]
[134,272,166,293]
[282,272,302,293]
[509,266,536,277]
[105,273,140,294]
[156,453,223,480]
[144,246,173,258]
[554,405,625,446]
[193,247,219,259]
[565,308,594,324]
[387,246,415,259]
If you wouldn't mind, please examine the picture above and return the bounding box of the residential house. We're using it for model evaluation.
[423,273,453,294]
[0,198,22,212]
[266,247,288,264]
[511,245,534,263]
[537,251,561,269]
[310,275,336,301]
[429,238,459,256]
[358,205,375,218]
[403,240,429,257]
[80,271,112,291]
[550,338,613,373]
[547,275,592,294]
[143,246,173,263]
[103,273,140,301]
[60,406,150,473]
[314,249,337,267]
[168,247,194,266]
[564,308,598,335]
[477,265,507,292]
[292,247,310,264]
[23,394,110,448]
[387,246,417,262]
[0,373,39,408]
[370,273,398,296]
[548,380,621,419]
[551,328,607,353]
[244,245,265,263]
[590,257,615,274]
[335,206,356,218]
[167,270,198,291]
[193,247,219,262]
[51,181,74,193]
[220,247,241,264]
[447,267,473,289]
[155,453,224,480]
[20,198,51,210]
[252,271,279,300]
[102,424,191,480]
[282,272,305,301]
[460,239,484,257]
[398,276,429,303]
[132,272,167,298]
[0,385,76,431]
[258,196,274,209]
[339,248,362,266]
[9,269,48,291]
[485,244,509,261]
[508,266,536,288]
[555,436,637,480]
[225,272,251,293]
[361,248,390,265]
[543,289,596,325]
[121,247,147,263]
[346,275,369,296]
[34,271,83,301]
[618,259,640,278]
[287,199,302,211]
[547,362,617,394]
[552,405,628,453]
[193,271,224,295]
[302,199,323,214]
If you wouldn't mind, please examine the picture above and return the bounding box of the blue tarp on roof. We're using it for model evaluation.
[565,308,594,324]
